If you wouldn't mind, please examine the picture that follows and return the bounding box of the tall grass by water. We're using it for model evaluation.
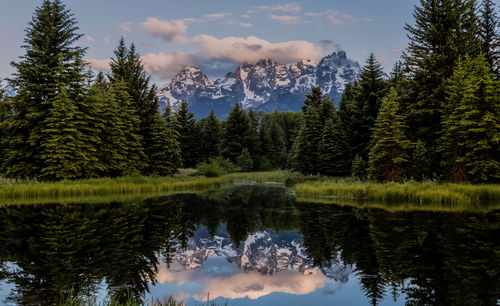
[0,171,300,203]
[294,180,500,206]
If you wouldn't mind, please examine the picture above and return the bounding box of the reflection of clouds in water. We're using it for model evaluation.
[155,260,327,301]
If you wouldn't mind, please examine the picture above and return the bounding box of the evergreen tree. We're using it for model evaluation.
[408,139,431,181]
[479,0,500,77]
[110,81,145,174]
[39,87,85,180]
[353,54,387,160]
[197,109,221,162]
[368,88,409,182]
[292,106,323,174]
[236,148,253,172]
[109,38,166,173]
[318,116,350,176]
[267,118,287,168]
[352,154,368,180]
[440,55,499,182]
[338,82,360,161]
[4,0,87,178]
[404,0,480,174]
[220,104,252,163]
[174,100,198,167]
[146,112,181,175]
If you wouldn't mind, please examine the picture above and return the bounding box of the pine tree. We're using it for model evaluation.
[404,0,480,174]
[408,139,431,181]
[479,0,500,77]
[39,87,85,180]
[440,55,499,182]
[220,104,252,163]
[318,116,350,176]
[236,148,253,172]
[146,112,181,175]
[267,118,287,168]
[174,100,198,167]
[5,0,87,178]
[198,109,221,162]
[368,88,409,182]
[292,106,323,174]
[354,54,387,160]
[109,38,165,173]
[110,81,145,174]
[352,154,368,180]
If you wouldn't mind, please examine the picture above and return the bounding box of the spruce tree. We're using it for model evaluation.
[352,154,368,180]
[267,118,287,168]
[146,112,181,175]
[5,0,87,178]
[236,148,253,172]
[174,100,198,167]
[110,81,145,174]
[318,116,350,176]
[404,0,480,174]
[220,104,252,163]
[440,55,499,182]
[39,87,85,180]
[354,54,387,160]
[408,139,431,181]
[292,106,323,174]
[479,0,500,77]
[368,88,409,182]
[198,109,221,162]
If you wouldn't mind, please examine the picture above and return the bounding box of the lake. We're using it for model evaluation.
[0,185,498,305]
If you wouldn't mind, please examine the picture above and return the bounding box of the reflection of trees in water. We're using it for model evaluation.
[0,186,498,305]
[296,202,500,305]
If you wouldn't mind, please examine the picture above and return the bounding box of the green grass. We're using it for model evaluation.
[294,180,500,206]
[0,171,301,204]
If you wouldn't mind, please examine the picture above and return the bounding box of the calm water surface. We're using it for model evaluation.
[0,185,498,305]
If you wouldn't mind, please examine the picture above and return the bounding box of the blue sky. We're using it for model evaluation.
[0,0,470,85]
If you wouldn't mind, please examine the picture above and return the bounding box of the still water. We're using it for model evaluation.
[0,185,498,305]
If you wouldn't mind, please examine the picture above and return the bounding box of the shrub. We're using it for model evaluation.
[196,157,239,177]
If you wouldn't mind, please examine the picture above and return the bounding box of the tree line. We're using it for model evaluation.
[0,0,498,183]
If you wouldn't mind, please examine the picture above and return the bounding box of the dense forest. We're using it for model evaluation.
[0,0,498,183]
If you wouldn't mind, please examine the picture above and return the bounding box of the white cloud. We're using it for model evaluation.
[305,10,360,25]
[141,17,188,43]
[269,15,303,24]
[257,2,301,13]
[238,22,253,28]
[86,52,195,80]
[85,59,111,70]
[205,12,232,21]
[141,52,196,79]
[119,21,132,32]
[104,36,110,44]
[192,35,324,64]
[86,36,95,42]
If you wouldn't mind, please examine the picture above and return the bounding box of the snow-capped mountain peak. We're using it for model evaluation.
[157,51,361,117]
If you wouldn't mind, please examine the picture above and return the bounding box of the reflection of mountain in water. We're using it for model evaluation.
[174,227,352,282]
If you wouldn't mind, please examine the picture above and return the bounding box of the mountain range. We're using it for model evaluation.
[158,51,361,118]
[173,227,353,282]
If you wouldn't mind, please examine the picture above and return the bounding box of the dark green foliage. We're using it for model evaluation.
[196,156,239,177]
[408,139,431,181]
[440,55,500,182]
[197,109,221,162]
[292,87,335,174]
[318,116,350,176]
[236,148,254,172]
[368,88,409,182]
[110,81,145,175]
[220,104,252,163]
[174,100,198,168]
[479,0,500,77]
[353,54,387,160]
[404,0,480,175]
[39,87,85,180]
[145,112,181,176]
[4,0,87,178]
[259,111,287,169]
[352,154,368,180]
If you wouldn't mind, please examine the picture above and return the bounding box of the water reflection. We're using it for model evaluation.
[0,185,498,305]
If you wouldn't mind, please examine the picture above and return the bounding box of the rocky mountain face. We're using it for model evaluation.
[173,227,353,282]
[157,51,361,118]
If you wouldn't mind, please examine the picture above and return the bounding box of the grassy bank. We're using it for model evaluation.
[0,171,300,203]
[294,181,500,206]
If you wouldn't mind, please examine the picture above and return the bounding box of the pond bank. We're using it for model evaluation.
[0,171,499,206]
